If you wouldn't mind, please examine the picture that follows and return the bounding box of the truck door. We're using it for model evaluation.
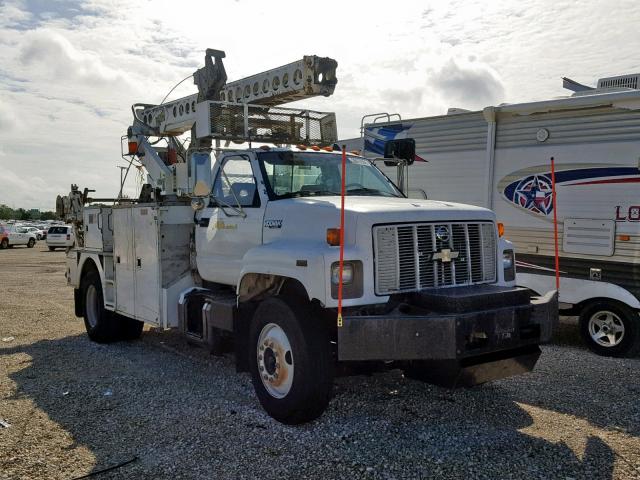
[195,154,265,285]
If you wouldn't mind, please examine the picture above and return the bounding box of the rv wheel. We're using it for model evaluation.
[579,301,640,357]
[248,296,333,424]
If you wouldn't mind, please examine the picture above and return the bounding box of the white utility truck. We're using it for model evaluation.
[347,74,640,358]
[59,50,557,424]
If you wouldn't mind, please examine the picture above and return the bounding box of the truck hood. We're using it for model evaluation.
[293,196,494,219]
[263,196,495,244]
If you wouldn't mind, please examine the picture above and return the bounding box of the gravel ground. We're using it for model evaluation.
[1,245,639,480]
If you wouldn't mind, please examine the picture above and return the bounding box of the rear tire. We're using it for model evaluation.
[48,247,55,251]
[27,238,35,248]
[0,239,7,249]
[81,270,121,343]
[249,296,333,424]
[579,301,640,357]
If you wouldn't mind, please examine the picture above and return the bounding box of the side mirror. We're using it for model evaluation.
[384,138,416,166]
[190,152,212,197]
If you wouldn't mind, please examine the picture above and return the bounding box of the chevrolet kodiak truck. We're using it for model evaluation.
[59,50,557,424]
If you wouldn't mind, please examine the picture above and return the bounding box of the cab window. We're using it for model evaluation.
[212,156,259,208]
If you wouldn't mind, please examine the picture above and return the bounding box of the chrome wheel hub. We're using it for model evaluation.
[588,310,625,348]
[257,323,294,398]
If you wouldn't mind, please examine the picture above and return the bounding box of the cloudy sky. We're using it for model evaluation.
[1,0,639,210]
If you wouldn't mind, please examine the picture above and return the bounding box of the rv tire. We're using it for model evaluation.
[579,301,640,357]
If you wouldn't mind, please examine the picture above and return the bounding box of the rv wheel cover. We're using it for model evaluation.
[588,310,625,348]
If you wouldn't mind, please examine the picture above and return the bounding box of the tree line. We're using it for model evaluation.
[0,204,58,221]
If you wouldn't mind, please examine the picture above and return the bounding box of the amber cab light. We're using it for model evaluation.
[497,222,505,237]
[618,234,631,241]
[326,228,341,246]
[127,141,138,155]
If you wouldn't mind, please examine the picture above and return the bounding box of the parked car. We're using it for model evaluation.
[0,225,9,249]
[25,226,46,240]
[46,225,75,250]
[4,226,37,248]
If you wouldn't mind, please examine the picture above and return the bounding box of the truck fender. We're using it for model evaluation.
[238,243,327,305]
[74,254,108,314]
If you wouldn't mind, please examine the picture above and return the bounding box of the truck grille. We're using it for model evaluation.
[373,222,497,295]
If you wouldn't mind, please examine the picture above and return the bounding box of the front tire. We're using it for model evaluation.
[27,238,35,248]
[81,270,121,343]
[48,247,55,251]
[0,239,7,249]
[579,301,640,357]
[249,296,333,424]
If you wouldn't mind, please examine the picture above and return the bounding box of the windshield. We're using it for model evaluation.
[259,151,402,199]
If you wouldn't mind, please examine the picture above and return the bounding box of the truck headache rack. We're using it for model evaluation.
[196,101,338,145]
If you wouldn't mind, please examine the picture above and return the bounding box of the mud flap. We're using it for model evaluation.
[404,345,542,388]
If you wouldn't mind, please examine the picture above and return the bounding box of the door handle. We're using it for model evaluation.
[137,258,142,268]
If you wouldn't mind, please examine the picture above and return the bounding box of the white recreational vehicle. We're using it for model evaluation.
[349,74,640,357]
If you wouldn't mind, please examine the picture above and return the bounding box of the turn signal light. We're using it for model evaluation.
[497,222,505,237]
[618,234,631,241]
[326,228,341,246]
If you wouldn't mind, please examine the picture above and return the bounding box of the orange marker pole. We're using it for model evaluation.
[550,156,560,291]
[337,145,347,328]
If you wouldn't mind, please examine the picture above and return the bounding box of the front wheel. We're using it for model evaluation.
[249,296,333,424]
[579,301,640,357]
[0,239,7,249]
[81,270,121,343]
[27,238,35,248]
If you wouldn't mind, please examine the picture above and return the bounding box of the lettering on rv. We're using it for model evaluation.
[615,206,640,222]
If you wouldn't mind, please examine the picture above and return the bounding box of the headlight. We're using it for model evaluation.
[331,262,354,285]
[503,249,515,282]
[330,261,363,299]
[502,250,514,270]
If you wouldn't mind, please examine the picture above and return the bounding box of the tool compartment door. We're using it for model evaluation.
[113,208,135,316]
[133,207,161,325]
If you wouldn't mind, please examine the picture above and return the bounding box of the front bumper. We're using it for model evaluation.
[337,286,558,362]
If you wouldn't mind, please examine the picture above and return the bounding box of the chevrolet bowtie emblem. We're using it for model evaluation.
[432,248,459,263]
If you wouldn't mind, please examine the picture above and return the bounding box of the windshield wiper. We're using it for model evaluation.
[300,190,339,197]
[345,187,399,197]
[275,190,339,199]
